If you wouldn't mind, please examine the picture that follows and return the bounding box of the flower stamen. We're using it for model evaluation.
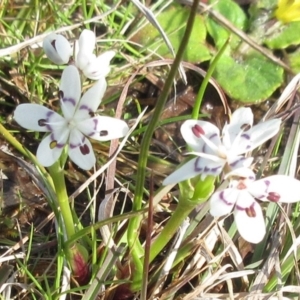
[267,192,281,202]
[245,205,256,218]
[80,144,90,155]
[50,39,57,50]
[240,123,251,131]
[100,130,108,137]
[38,119,47,126]
[50,140,57,149]
[192,124,205,138]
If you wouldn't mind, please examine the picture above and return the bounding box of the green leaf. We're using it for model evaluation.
[206,0,247,49]
[214,52,283,103]
[130,4,211,63]
[264,21,300,49]
[287,48,300,73]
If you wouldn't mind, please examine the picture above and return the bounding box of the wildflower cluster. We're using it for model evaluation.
[163,107,300,243]
[14,30,129,170]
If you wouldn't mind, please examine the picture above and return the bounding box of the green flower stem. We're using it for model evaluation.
[128,0,200,289]
[0,123,37,163]
[191,39,229,120]
[149,200,195,263]
[48,162,75,239]
[149,176,215,263]
[0,124,72,239]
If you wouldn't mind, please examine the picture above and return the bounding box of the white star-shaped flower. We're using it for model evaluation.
[14,65,129,170]
[43,29,115,80]
[163,107,281,185]
[210,168,300,243]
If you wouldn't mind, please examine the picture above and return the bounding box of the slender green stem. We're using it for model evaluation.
[0,123,33,158]
[0,122,75,242]
[149,176,215,263]
[48,162,75,239]
[127,0,200,289]
[0,123,52,185]
[191,39,229,119]
[149,201,195,263]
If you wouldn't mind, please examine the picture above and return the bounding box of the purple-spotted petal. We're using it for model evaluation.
[82,50,115,80]
[248,175,300,203]
[180,120,221,153]
[163,157,224,186]
[77,116,129,141]
[74,78,107,120]
[68,129,96,170]
[14,104,65,132]
[36,132,67,167]
[234,193,265,243]
[222,107,253,149]
[233,118,281,155]
[210,188,238,217]
[43,33,72,65]
[59,65,82,119]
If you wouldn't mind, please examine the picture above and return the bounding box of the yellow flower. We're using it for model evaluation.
[275,0,300,23]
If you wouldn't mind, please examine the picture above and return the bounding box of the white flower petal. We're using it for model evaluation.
[249,175,300,203]
[225,167,256,181]
[187,151,226,162]
[14,104,64,132]
[180,120,221,153]
[43,33,72,64]
[234,118,281,155]
[36,133,67,167]
[227,156,253,170]
[74,78,107,120]
[82,50,115,80]
[68,129,96,170]
[76,30,96,71]
[162,157,224,186]
[59,65,82,119]
[78,30,96,57]
[234,193,266,243]
[222,107,253,149]
[77,116,129,141]
[210,188,239,217]
[76,52,96,74]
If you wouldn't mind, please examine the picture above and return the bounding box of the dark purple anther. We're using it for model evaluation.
[80,144,90,155]
[51,39,57,50]
[38,119,47,126]
[267,192,280,202]
[100,130,108,137]
[58,90,64,99]
[245,205,256,218]
[192,124,205,138]
[240,123,251,131]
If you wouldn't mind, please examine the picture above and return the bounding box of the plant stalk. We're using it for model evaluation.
[127,0,200,289]
[48,162,75,239]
